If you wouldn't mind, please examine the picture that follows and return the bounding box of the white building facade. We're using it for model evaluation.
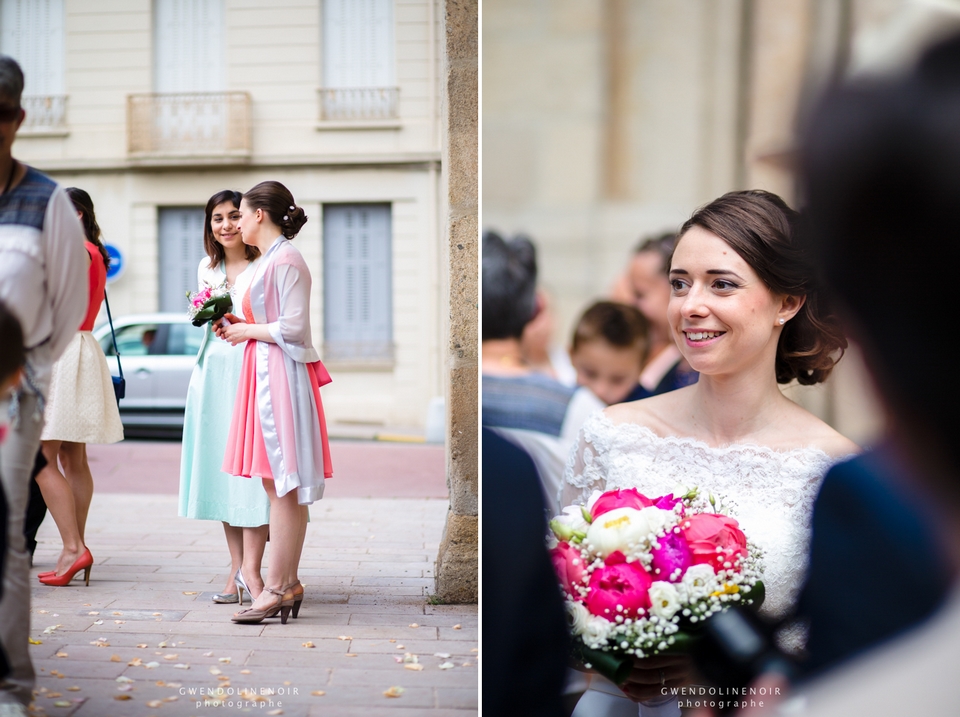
[10,0,444,431]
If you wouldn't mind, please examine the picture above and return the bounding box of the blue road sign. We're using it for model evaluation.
[105,244,124,283]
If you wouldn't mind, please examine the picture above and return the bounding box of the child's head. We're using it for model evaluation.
[0,299,24,397]
[570,301,649,405]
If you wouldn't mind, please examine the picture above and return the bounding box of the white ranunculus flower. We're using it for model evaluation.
[682,563,718,601]
[648,581,681,620]
[585,506,672,558]
[566,600,591,636]
[582,615,612,647]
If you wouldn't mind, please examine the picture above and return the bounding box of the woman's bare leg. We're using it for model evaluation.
[222,523,243,594]
[239,480,301,613]
[240,524,269,599]
[35,440,86,574]
[58,442,93,543]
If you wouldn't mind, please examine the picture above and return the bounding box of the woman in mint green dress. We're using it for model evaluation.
[178,190,269,604]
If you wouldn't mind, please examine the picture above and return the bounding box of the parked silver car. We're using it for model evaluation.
[93,313,204,435]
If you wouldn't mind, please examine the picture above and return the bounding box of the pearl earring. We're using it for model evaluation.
[779,318,785,325]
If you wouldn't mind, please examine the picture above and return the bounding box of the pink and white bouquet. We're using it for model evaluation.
[186,281,233,327]
[549,487,764,684]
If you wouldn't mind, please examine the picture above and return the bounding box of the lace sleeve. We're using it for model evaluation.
[559,412,608,508]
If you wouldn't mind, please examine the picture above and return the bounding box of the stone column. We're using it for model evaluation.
[434,0,478,603]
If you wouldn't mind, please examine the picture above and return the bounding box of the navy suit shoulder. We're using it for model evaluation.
[482,428,568,717]
[798,446,952,678]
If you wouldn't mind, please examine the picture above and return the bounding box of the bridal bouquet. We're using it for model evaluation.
[186,281,233,327]
[549,487,764,685]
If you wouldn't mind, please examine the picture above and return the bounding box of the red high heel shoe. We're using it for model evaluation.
[38,548,93,586]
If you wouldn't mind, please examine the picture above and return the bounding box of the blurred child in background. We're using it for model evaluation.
[569,301,649,405]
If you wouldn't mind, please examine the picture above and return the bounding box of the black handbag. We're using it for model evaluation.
[103,289,125,403]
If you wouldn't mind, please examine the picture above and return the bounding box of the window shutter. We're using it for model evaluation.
[159,207,207,312]
[0,0,64,95]
[323,0,394,87]
[154,0,223,93]
[324,204,392,361]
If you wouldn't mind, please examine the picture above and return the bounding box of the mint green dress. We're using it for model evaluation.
[178,257,270,526]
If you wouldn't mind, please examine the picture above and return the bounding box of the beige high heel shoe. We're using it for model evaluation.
[231,586,294,625]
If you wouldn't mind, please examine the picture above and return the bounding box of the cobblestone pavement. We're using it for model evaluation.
[26,442,477,717]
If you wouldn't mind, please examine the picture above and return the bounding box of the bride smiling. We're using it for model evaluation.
[562,190,858,717]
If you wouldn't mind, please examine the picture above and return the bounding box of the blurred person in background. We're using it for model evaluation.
[568,301,650,406]
[522,287,577,387]
[788,30,960,716]
[35,188,124,587]
[0,54,88,713]
[482,231,601,513]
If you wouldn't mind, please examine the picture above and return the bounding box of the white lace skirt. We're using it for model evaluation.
[41,331,124,444]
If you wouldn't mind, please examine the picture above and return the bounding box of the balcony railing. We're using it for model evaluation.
[21,95,67,131]
[318,87,399,122]
[127,92,251,157]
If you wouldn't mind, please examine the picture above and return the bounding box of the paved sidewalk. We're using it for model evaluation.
[27,444,477,717]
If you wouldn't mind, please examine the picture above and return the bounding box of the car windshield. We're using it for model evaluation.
[100,321,203,356]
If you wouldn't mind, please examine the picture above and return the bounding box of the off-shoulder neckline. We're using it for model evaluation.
[589,409,838,463]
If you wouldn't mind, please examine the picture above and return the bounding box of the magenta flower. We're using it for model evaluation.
[591,488,654,519]
[551,541,586,598]
[585,557,653,619]
[653,493,684,511]
[650,531,692,581]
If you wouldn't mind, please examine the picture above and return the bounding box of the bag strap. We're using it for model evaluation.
[103,288,123,380]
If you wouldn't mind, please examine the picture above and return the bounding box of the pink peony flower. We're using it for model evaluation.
[551,541,586,598]
[650,531,692,580]
[584,557,653,619]
[681,513,748,573]
[591,488,654,518]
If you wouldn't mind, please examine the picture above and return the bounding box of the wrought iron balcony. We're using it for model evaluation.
[21,95,67,131]
[127,92,251,157]
[318,87,399,122]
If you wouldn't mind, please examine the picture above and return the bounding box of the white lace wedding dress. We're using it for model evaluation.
[562,410,838,717]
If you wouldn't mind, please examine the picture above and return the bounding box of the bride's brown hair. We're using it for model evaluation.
[676,189,846,386]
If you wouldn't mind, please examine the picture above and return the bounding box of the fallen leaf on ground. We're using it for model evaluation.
[383,686,404,698]
[434,652,451,658]
[402,653,418,664]
[112,611,122,615]
[404,664,424,671]
[67,686,80,692]
[147,700,163,708]
[173,664,190,669]
[93,619,103,625]
[158,641,168,647]
[109,655,122,662]
[116,676,134,683]
[46,692,62,698]
[53,701,71,707]
[219,657,231,663]
[267,710,284,716]
[346,653,357,657]
[87,611,99,616]
[114,620,125,624]
[311,691,326,696]
[116,685,133,692]
[114,694,132,701]
[182,591,198,595]
[128,658,142,666]
[137,643,148,649]
[209,667,221,675]
[409,623,419,628]
[163,654,179,661]
[453,624,461,630]
[470,648,478,653]
[397,645,405,649]
[203,651,214,657]
[164,695,179,701]
[389,639,396,643]
[55,652,68,658]
[302,642,315,648]
[37,610,49,614]
[337,636,351,641]
[43,626,60,634]
[144,662,160,669]
[439,662,455,670]
[28,638,41,645]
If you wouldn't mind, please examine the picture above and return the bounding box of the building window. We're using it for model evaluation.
[323,204,393,362]
[0,0,66,131]
[320,0,397,121]
[158,207,206,313]
[129,0,249,156]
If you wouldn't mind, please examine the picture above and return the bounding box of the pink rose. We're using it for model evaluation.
[650,531,692,580]
[591,488,654,518]
[681,513,748,573]
[551,541,586,598]
[584,554,653,619]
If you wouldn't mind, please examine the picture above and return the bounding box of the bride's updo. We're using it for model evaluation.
[676,189,846,385]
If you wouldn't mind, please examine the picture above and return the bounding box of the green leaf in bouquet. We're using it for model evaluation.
[191,293,234,327]
[739,580,765,610]
[573,644,634,686]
